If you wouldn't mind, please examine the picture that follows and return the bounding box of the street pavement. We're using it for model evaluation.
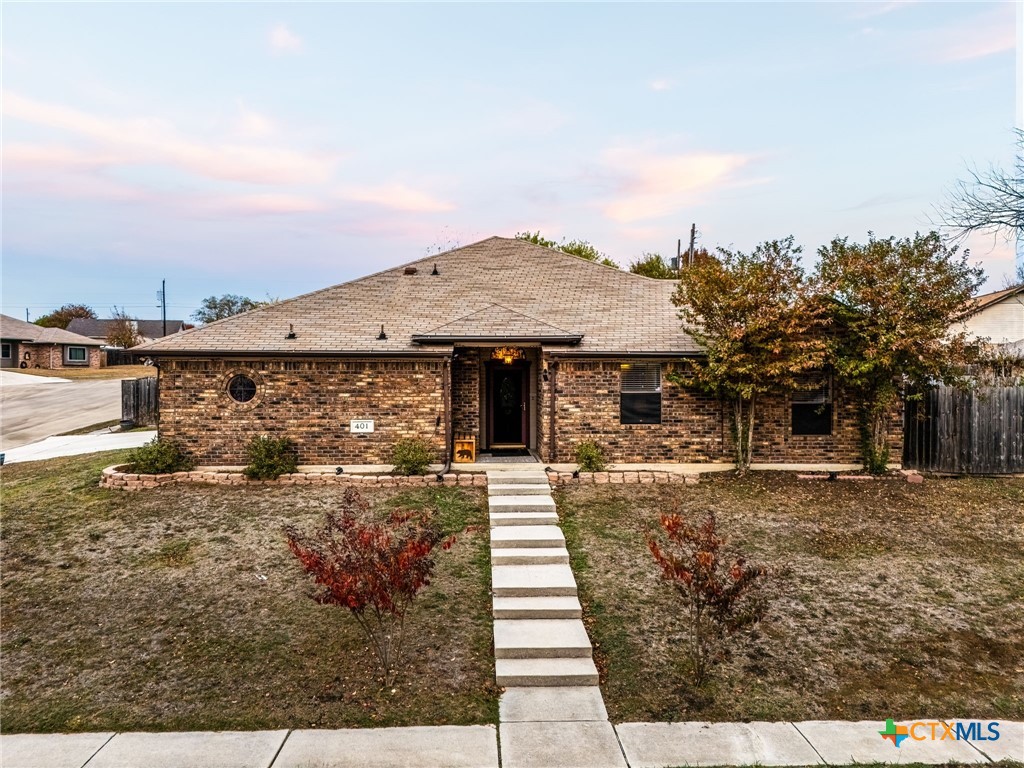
[0,720,1019,767]
[1,430,156,464]
[0,373,123,451]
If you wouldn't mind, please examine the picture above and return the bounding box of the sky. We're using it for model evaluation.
[1,1,1019,324]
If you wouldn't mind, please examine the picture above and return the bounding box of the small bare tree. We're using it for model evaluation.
[941,128,1023,246]
[106,307,140,348]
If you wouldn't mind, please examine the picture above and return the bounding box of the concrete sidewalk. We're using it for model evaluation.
[1,430,155,464]
[1,720,1019,768]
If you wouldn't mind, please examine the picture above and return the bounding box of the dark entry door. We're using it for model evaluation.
[489,363,528,447]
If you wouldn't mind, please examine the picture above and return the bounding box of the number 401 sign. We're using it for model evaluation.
[350,419,374,433]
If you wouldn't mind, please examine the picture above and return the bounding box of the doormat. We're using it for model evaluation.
[477,450,537,463]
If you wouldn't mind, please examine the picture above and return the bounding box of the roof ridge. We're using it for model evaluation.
[416,302,578,337]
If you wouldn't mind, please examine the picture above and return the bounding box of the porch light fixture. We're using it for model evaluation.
[491,346,525,365]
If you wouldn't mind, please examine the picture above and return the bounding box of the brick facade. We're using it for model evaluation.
[537,356,902,465]
[158,358,447,466]
[155,351,902,467]
[13,343,102,370]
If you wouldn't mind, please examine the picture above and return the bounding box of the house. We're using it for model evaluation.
[0,314,104,369]
[136,237,900,467]
[67,318,187,345]
[962,284,1024,352]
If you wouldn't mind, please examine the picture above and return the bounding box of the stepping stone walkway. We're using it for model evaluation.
[487,469,628,768]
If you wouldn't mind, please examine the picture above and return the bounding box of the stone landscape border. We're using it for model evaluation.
[99,466,701,490]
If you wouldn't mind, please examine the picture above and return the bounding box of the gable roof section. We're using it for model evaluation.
[0,314,103,346]
[67,318,186,339]
[412,304,583,344]
[969,284,1024,314]
[136,237,699,356]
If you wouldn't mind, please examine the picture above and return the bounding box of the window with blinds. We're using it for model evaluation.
[620,363,662,424]
[791,380,832,435]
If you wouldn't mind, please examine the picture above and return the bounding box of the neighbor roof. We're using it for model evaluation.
[968,284,1024,314]
[67,318,185,339]
[137,237,699,356]
[0,314,104,346]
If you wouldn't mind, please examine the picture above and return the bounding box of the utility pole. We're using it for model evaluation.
[157,280,167,337]
[25,309,29,322]
[688,223,697,267]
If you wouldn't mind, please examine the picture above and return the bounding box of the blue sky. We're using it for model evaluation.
[1,1,1018,324]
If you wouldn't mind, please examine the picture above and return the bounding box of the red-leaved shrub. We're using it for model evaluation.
[648,510,767,686]
[284,488,455,686]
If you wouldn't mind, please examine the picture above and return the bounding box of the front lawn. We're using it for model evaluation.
[556,474,1024,723]
[0,452,497,733]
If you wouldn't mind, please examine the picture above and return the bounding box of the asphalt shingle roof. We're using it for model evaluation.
[67,318,185,339]
[136,237,699,356]
[0,314,104,346]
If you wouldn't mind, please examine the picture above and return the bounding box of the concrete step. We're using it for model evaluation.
[490,511,559,527]
[491,547,569,565]
[486,471,550,485]
[494,619,592,659]
[489,496,557,514]
[488,483,551,496]
[491,525,565,549]
[495,656,600,687]
[492,564,578,597]
[493,596,583,619]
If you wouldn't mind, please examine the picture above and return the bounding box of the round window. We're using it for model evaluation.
[227,374,257,403]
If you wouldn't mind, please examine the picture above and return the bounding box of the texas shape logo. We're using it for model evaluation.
[879,719,909,747]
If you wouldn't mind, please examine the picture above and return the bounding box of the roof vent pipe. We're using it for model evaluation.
[431,264,440,275]
[285,323,296,339]
[377,325,388,340]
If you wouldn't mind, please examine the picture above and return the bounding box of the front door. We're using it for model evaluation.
[488,362,528,448]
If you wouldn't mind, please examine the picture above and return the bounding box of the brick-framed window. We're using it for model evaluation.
[620,363,662,424]
[791,379,832,435]
[65,346,88,364]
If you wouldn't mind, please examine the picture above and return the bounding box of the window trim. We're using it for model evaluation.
[620,362,663,425]
[791,378,833,436]
[65,345,89,364]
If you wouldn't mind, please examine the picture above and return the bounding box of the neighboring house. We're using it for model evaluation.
[0,314,104,369]
[961,285,1024,351]
[67,318,187,345]
[136,237,900,467]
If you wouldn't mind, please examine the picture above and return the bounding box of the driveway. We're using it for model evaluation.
[0,375,124,450]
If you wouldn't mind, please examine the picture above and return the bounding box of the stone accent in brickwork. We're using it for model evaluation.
[158,358,448,466]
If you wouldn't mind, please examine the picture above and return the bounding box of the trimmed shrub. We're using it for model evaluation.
[125,438,195,474]
[574,440,607,472]
[244,435,298,480]
[390,437,436,476]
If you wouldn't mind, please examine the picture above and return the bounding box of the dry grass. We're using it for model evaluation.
[14,365,156,381]
[556,473,1024,723]
[0,451,497,733]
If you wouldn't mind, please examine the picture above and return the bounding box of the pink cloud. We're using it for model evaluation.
[338,183,455,213]
[270,23,303,55]
[2,90,335,185]
[599,144,755,222]
[208,193,328,216]
[2,143,121,171]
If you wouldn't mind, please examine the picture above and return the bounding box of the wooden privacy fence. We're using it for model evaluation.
[122,377,158,427]
[903,385,1024,474]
